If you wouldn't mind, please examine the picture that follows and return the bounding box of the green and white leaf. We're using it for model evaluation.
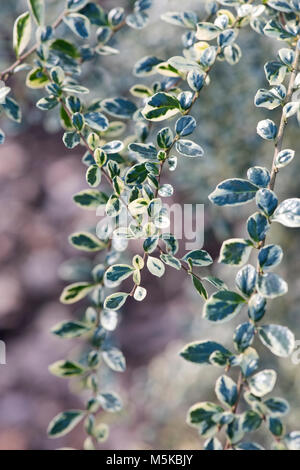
[264,397,290,417]
[13,11,32,57]
[62,84,89,94]
[161,11,197,29]
[142,92,181,122]
[203,276,227,290]
[134,286,147,301]
[86,164,101,188]
[2,96,22,122]
[203,437,223,450]
[63,131,80,149]
[285,431,300,450]
[275,149,295,168]
[191,275,208,300]
[128,142,157,160]
[60,282,94,304]
[69,232,106,252]
[0,128,5,144]
[106,194,122,217]
[187,401,223,437]
[0,86,11,104]
[98,392,123,413]
[224,43,242,65]
[28,0,45,25]
[73,189,108,210]
[102,347,126,372]
[272,198,300,227]
[49,360,85,377]
[94,423,109,443]
[264,61,287,85]
[241,410,262,433]
[234,322,255,352]
[168,56,202,73]
[160,254,181,270]
[176,139,204,158]
[51,320,91,338]
[248,370,277,398]
[84,111,108,131]
[258,324,295,357]
[215,375,238,407]
[68,0,88,10]
[130,84,152,98]
[36,95,59,111]
[63,13,90,38]
[257,273,288,299]
[238,347,259,378]
[283,101,299,118]
[128,198,149,216]
[104,292,129,311]
[196,22,221,40]
[219,238,253,267]
[209,179,259,206]
[254,88,281,110]
[104,264,134,287]
[26,68,50,88]
[147,256,165,277]
[258,244,283,270]
[100,310,118,331]
[48,410,85,438]
[203,291,245,323]
[101,97,137,119]
[257,119,277,140]
[180,340,231,364]
[125,163,148,185]
[50,39,80,59]
[182,249,213,267]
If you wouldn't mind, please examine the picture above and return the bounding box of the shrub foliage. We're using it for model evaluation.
[1,0,300,450]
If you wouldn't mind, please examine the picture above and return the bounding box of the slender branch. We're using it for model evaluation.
[224,40,300,452]
[59,98,114,188]
[258,43,300,256]
[50,8,251,304]
[157,243,204,282]
[153,9,248,197]
[0,12,128,83]
[224,371,244,450]
[0,10,66,82]
[269,45,300,191]
[154,58,220,198]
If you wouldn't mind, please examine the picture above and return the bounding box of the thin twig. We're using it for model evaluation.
[224,372,244,450]
[158,244,204,282]
[0,13,128,83]
[269,46,300,191]
[225,40,300,451]
[153,8,247,197]
[258,43,300,256]
[0,11,66,82]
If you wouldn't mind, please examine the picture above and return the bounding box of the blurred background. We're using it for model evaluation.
[0,0,299,450]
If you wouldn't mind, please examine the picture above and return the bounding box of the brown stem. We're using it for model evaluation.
[224,371,244,450]
[59,98,114,188]
[151,8,248,196]
[269,45,300,192]
[0,11,130,83]
[257,42,300,258]
[225,41,300,452]
[157,243,204,282]
[154,17,253,196]
[153,52,223,198]
[0,11,66,82]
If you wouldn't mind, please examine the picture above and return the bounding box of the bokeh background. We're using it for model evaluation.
[0,0,299,450]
